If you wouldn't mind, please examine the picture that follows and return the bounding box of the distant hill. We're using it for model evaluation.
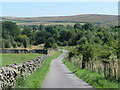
[1,14,118,26]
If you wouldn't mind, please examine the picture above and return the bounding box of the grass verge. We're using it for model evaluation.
[63,59,118,88]
[15,51,62,88]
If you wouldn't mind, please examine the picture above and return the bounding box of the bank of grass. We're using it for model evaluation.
[0,53,43,66]
[59,46,75,51]
[63,59,118,88]
[15,50,62,88]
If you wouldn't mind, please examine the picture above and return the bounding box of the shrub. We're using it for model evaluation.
[4,40,12,48]
[61,41,68,46]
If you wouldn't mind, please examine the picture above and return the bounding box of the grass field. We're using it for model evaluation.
[15,51,62,88]
[0,53,43,66]
[63,59,118,88]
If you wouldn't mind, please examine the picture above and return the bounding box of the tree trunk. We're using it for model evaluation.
[104,63,107,79]
[82,54,86,69]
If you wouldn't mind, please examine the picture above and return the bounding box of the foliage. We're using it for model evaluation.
[63,59,118,88]
[2,21,118,67]
[74,23,82,29]
[15,35,30,48]
[2,21,118,56]
[44,37,57,49]
[4,40,12,48]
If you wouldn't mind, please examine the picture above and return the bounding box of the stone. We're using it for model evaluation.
[0,55,47,89]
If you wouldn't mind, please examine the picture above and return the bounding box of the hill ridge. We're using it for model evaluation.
[1,14,118,26]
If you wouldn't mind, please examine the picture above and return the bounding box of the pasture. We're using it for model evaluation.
[0,53,43,66]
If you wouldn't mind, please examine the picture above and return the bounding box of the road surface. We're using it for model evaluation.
[41,50,94,88]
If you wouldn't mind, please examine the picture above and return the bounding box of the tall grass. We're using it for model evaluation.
[63,59,118,88]
[15,51,62,88]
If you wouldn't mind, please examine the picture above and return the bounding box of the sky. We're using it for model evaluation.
[0,1,119,17]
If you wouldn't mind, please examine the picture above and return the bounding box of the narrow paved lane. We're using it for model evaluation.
[41,50,93,88]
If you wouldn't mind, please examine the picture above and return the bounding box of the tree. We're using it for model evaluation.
[52,31,60,41]
[59,30,73,42]
[2,21,20,38]
[44,37,57,49]
[74,23,82,30]
[77,36,87,45]
[38,24,45,30]
[35,31,51,44]
[82,23,94,31]
[32,25,38,30]
[28,31,36,44]
[16,35,30,48]
[78,42,94,69]
[45,26,56,34]
[22,27,32,36]
[4,40,12,48]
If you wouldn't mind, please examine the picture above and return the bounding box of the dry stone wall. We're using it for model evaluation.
[0,55,47,89]
[0,49,48,54]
